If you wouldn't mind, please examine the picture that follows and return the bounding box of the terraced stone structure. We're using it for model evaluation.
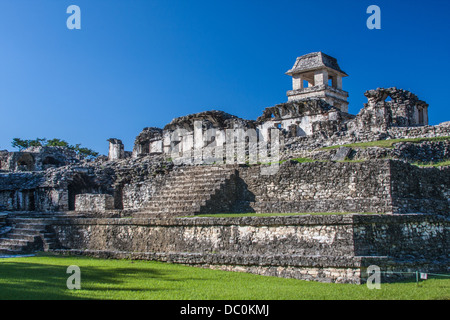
[0,52,448,284]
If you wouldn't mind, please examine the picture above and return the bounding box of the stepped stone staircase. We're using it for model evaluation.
[0,214,59,255]
[135,165,238,217]
[0,165,239,255]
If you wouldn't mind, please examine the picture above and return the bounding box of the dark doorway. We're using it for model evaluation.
[16,153,34,171]
[28,191,36,211]
[418,108,424,125]
[67,174,98,211]
[43,156,62,166]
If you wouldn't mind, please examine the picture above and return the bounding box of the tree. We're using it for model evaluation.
[46,138,70,148]
[29,138,47,147]
[11,137,99,159]
[11,138,31,151]
[11,138,47,150]
[69,144,99,159]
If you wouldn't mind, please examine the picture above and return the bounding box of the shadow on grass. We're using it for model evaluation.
[0,258,180,300]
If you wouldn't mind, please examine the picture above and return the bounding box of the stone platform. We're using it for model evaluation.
[44,213,449,284]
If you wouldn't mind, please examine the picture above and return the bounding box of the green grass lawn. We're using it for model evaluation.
[0,253,448,300]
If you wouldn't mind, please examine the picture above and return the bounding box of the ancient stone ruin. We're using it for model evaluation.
[0,52,448,284]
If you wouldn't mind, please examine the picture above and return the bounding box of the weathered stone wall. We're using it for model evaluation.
[0,147,81,172]
[107,139,125,161]
[0,190,35,211]
[391,140,450,162]
[49,214,449,283]
[115,160,450,216]
[0,151,10,171]
[51,215,354,256]
[388,123,450,140]
[122,175,167,210]
[234,160,393,214]
[341,140,450,163]
[0,188,68,212]
[2,158,448,216]
[0,163,113,212]
[75,194,115,212]
[283,122,450,157]
[352,214,448,259]
[390,161,450,215]
[290,140,450,168]
[232,160,449,215]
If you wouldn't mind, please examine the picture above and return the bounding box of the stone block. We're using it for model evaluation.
[331,147,352,161]
[75,194,115,212]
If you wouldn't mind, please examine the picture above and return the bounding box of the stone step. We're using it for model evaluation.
[167,175,228,181]
[0,248,25,255]
[0,237,55,252]
[168,167,233,175]
[144,198,207,205]
[43,240,57,248]
[135,165,236,215]
[7,221,51,227]
[149,194,212,201]
[145,200,206,208]
[160,186,221,193]
[8,217,53,221]
[0,215,6,227]
[132,212,195,218]
[12,223,48,230]
[7,228,43,236]
[167,171,234,180]
[162,178,227,186]
[5,233,37,241]
[154,191,216,197]
[0,238,32,246]
[170,168,232,174]
[0,216,58,254]
[0,234,56,243]
[42,232,56,238]
[159,185,222,193]
[143,205,200,212]
[0,243,29,252]
[172,166,234,172]
[143,205,201,213]
[143,208,200,214]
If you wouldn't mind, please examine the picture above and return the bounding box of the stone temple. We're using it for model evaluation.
[286,52,349,112]
[0,52,448,284]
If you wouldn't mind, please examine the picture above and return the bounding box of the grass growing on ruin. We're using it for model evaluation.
[412,160,450,167]
[321,136,450,150]
[285,157,316,164]
[1,253,448,300]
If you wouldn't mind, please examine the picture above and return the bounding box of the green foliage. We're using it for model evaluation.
[70,145,99,159]
[0,254,448,300]
[11,138,27,150]
[11,138,46,150]
[289,157,316,163]
[412,160,450,167]
[11,137,98,159]
[46,138,70,148]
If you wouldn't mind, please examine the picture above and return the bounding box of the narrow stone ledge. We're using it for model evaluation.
[51,249,380,268]
[48,214,360,227]
[51,249,448,284]
[47,213,449,228]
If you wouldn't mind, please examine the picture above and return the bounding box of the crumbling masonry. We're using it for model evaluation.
[0,52,448,284]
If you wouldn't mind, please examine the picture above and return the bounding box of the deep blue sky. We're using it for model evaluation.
[1,0,449,155]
